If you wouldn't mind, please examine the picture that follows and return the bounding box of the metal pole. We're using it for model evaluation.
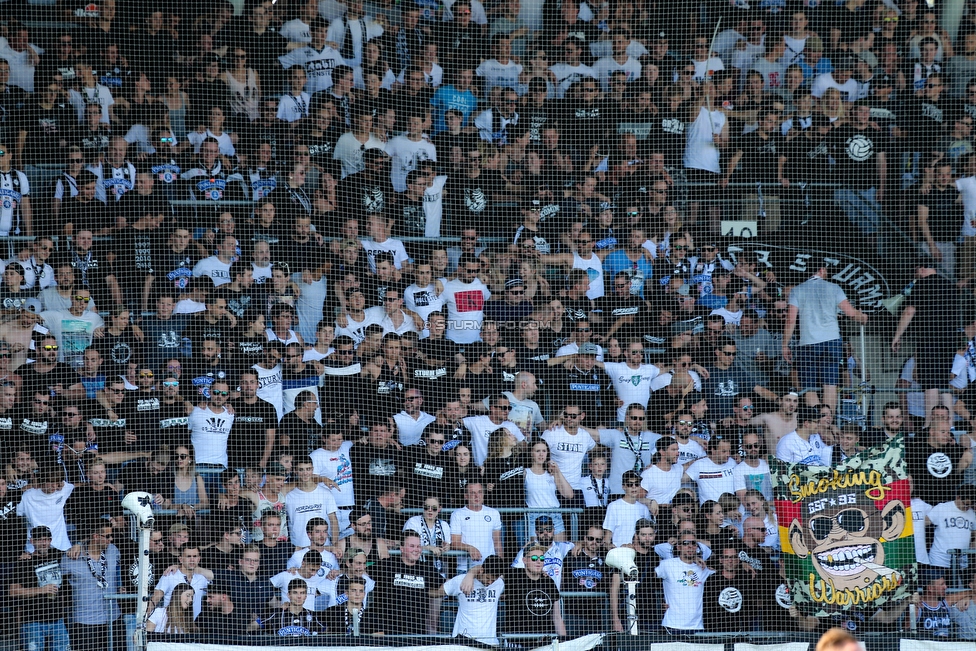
[860,324,868,425]
[624,580,639,636]
[132,526,151,651]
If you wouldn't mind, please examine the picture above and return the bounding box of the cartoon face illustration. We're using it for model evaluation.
[789,490,906,592]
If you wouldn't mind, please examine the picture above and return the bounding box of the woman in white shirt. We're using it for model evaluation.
[224,47,261,125]
[403,495,451,576]
[524,440,574,540]
[186,105,236,158]
[147,584,195,634]
[278,68,311,124]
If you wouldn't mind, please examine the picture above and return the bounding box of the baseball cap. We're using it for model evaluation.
[920,567,945,587]
[343,547,367,562]
[523,198,543,211]
[672,492,697,507]
[676,284,692,296]
[835,55,858,71]
[798,405,822,425]
[805,35,823,52]
[205,580,228,595]
[363,148,390,162]
[266,462,288,477]
[655,31,668,42]
[22,298,42,314]
[31,526,53,539]
[579,342,600,355]
[505,277,525,289]
[874,72,894,87]
[169,523,189,535]
[858,51,878,70]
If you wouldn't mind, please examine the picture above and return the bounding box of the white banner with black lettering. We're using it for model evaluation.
[898,640,974,651]
[149,633,603,651]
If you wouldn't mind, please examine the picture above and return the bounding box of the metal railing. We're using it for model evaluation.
[948,548,976,589]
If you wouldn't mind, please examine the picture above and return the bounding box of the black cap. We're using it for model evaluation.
[672,492,697,507]
[31,526,53,539]
[363,147,390,162]
[798,405,822,426]
[206,580,229,595]
[835,55,857,71]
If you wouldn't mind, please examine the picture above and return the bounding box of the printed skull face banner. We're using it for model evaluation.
[771,435,917,618]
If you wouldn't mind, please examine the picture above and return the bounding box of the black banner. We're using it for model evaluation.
[723,244,891,313]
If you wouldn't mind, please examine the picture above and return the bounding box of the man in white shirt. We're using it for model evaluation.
[655,530,714,632]
[438,556,505,645]
[685,437,736,503]
[475,34,523,94]
[640,436,683,507]
[775,405,831,465]
[460,394,523,466]
[450,482,503,572]
[442,253,491,344]
[386,109,437,192]
[473,90,520,145]
[326,0,383,68]
[393,386,436,446]
[810,58,859,102]
[510,516,574,588]
[492,371,545,436]
[603,471,652,547]
[188,380,235,470]
[278,19,348,94]
[333,109,386,178]
[17,467,74,552]
[268,551,330,610]
[592,30,642,91]
[279,0,319,43]
[39,287,103,364]
[542,403,596,494]
[924,485,976,568]
[0,25,40,92]
[594,404,660,494]
[404,261,445,322]
[550,36,597,99]
[733,432,773,501]
[68,62,114,124]
[285,457,341,548]
[597,340,665,422]
[192,233,238,287]
[149,544,212,619]
[360,213,411,272]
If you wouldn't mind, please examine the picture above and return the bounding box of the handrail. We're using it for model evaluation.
[400,507,585,516]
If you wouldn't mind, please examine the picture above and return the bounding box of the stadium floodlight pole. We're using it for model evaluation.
[122,492,157,651]
[859,323,868,417]
[703,18,723,142]
[606,548,639,635]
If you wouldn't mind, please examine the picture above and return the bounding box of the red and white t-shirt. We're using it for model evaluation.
[442,278,491,344]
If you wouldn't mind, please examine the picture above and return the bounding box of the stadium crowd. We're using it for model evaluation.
[2,0,976,645]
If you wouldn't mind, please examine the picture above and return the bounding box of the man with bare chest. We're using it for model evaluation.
[0,307,47,370]
[750,391,799,454]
